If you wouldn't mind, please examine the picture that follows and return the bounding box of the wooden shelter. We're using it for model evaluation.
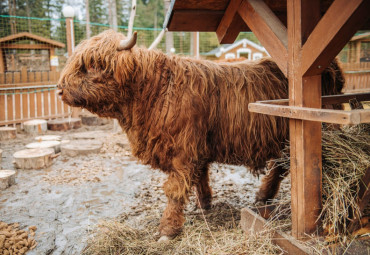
[0,32,65,73]
[164,0,370,246]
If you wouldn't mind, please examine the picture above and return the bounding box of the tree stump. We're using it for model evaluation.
[81,114,109,126]
[61,140,103,157]
[26,141,61,153]
[69,131,108,140]
[13,148,54,169]
[24,119,47,135]
[0,127,17,140]
[47,118,82,131]
[35,135,62,142]
[0,170,16,191]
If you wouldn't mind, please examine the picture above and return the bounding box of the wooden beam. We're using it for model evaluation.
[254,92,370,106]
[216,0,243,43]
[288,0,323,239]
[240,208,312,254]
[248,102,370,124]
[301,0,370,76]
[1,44,52,50]
[0,32,65,48]
[238,0,288,76]
[167,10,224,31]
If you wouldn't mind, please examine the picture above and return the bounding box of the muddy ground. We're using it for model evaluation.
[0,121,290,254]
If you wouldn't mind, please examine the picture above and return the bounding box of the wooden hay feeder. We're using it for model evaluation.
[0,127,17,140]
[0,170,16,191]
[165,0,370,252]
[13,148,54,169]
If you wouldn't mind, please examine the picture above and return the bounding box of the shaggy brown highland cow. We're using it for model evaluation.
[57,30,344,240]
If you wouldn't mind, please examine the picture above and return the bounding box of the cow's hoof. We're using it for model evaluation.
[158,235,173,242]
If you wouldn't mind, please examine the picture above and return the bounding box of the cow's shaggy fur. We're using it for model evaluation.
[58,30,344,238]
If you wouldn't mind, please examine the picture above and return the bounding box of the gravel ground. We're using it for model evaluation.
[0,121,288,254]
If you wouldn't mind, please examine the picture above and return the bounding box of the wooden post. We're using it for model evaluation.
[0,49,5,73]
[288,0,322,239]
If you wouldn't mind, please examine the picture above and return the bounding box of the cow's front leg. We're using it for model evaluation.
[159,170,191,240]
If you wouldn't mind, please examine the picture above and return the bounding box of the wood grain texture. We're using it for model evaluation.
[238,0,288,76]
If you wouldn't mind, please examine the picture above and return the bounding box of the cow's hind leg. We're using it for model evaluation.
[194,165,212,210]
[159,167,192,240]
[255,162,288,204]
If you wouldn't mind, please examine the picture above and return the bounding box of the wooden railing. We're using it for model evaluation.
[0,68,71,126]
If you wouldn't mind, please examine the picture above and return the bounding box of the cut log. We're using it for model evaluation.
[26,140,61,153]
[24,119,47,135]
[80,113,109,126]
[61,140,103,157]
[0,127,17,140]
[35,135,62,142]
[47,118,82,131]
[13,148,54,169]
[0,170,16,191]
[69,131,108,140]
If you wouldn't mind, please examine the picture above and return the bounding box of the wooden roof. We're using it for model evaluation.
[0,32,65,48]
[164,0,370,44]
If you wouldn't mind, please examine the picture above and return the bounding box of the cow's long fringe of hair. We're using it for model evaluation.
[60,30,344,198]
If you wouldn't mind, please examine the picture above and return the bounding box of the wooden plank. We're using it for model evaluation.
[21,67,28,83]
[218,13,249,44]
[1,44,52,50]
[240,207,312,254]
[6,93,13,123]
[216,0,243,42]
[15,90,21,120]
[168,10,224,31]
[29,89,36,118]
[0,73,4,84]
[288,0,322,239]
[173,0,229,11]
[0,95,5,122]
[36,90,42,118]
[238,0,288,76]
[5,73,13,84]
[41,72,48,82]
[255,92,370,106]
[0,49,5,73]
[248,102,370,124]
[301,0,370,77]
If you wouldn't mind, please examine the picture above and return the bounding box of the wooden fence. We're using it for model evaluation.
[342,62,370,93]
[0,68,71,127]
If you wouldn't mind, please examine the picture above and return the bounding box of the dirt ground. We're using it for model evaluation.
[0,121,288,254]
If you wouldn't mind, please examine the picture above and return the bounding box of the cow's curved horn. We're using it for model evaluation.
[117,31,137,51]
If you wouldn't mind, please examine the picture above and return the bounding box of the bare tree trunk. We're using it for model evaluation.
[108,0,118,31]
[85,0,91,38]
[127,0,136,37]
[8,0,17,34]
[164,0,173,54]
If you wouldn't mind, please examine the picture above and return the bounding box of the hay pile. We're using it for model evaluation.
[82,202,282,255]
[273,124,370,245]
